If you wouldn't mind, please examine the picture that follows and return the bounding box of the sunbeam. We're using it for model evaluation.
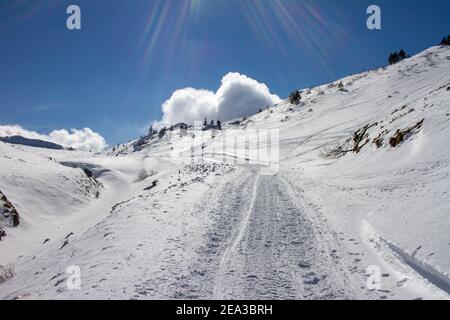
[136,0,357,82]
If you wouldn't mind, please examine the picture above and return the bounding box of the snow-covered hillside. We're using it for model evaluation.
[0,143,103,262]
[0,45,449,300]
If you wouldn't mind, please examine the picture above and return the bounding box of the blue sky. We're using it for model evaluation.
[1,0,450,146]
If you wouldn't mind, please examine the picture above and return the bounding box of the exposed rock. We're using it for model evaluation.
[0,191,19,228]
[82,168,93,178]
[389,119,424,148]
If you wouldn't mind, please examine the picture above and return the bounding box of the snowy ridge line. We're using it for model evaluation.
[380,237,450,295]
[213,170,261,299]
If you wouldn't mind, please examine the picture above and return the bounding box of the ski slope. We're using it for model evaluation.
[0,45,449,300]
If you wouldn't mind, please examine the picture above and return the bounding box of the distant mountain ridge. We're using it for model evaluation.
[0,135,63,150]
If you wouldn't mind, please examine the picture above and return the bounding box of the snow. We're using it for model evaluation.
[0,45,449,299]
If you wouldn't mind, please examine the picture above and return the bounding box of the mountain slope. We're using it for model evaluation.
[0,143,104,263]
[0,45,449,300]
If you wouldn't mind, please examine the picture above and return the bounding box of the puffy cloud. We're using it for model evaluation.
[0,125,106,152]
[49,128,106,152]
[161,88,218,126]
[159,72,280,126]
[0,124,45,140]
[217,73,281,121]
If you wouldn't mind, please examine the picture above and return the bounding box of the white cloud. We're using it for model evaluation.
[0,125,106,152]
[0,124,45,140]
[159,72,280,126]
[161,88,218,126]
[49,128,106,152]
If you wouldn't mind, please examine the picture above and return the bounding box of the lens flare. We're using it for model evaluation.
[237,0,355,78]
[137,0,356,82]
[138,1,195,72]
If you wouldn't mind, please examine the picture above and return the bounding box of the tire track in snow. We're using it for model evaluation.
[137,167,256,299]
[213,171,261,299]
[213,170,354,299]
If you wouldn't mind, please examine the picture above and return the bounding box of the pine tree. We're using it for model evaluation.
[203,117,208,127]
[444,35,450,46]
[217,120,222,130]
[289,90,301,105]
[389,52,400,65]
[388,53,394,65]
[158,127,166,139]
[440,35,450,46]
[398,49,407,60]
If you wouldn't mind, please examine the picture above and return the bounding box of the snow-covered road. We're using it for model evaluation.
[213,171,353,299]
[136,165,374,300]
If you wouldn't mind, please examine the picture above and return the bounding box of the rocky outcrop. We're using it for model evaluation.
[0,191,19,240]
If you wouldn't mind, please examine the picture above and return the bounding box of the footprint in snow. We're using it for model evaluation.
[54,278,66,287]
[397,278,409,287]
[298,261,311,269]
[303,277,320,285]
[59,239,69,250]
[412,245,422,257]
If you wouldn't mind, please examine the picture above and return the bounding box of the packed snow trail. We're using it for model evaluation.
[134,165,260,299]
[212,169,358,299]
[213,170,261,299]
[135,164,369,299]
